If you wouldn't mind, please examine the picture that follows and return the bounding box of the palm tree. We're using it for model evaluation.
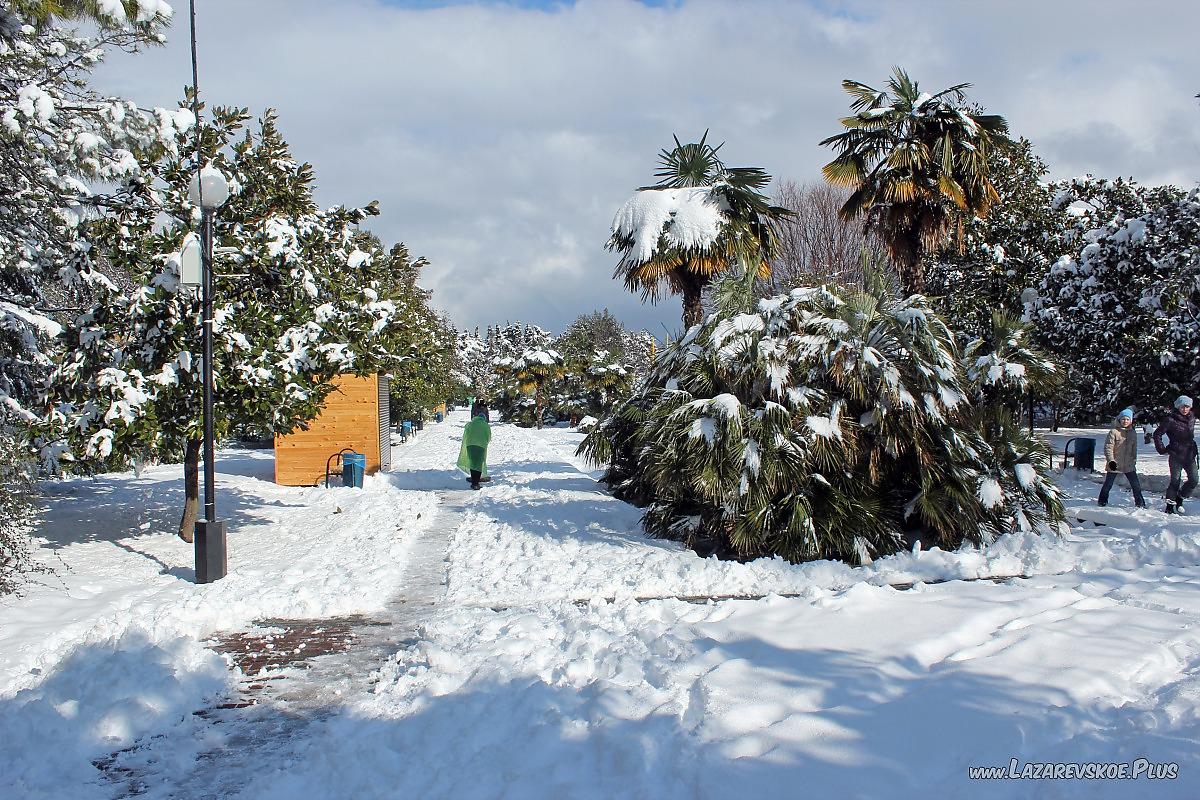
[579,260,1065,564]
[820,67,1010,296]
[608,133,791,329]
[581,351,632,415]
[507,348,565,429]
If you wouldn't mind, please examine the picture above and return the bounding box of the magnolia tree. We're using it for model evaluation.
[556,309,627,363]
[580,273,1064,564]
[926,136,1070,341]
[0,2,176,590]
[0,6,179,427]
[49,105,407,540]
[556,309,657,381]
[347,235,459,424]
[1033,178,1199,418]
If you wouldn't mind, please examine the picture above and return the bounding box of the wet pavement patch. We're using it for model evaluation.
[207,615,392,677]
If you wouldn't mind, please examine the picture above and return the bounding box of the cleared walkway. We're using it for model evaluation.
[97,416,475,799]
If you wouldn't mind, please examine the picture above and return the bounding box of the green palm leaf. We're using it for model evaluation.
[820,66,1012,295]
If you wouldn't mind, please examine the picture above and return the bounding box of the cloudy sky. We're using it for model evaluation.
[92,0,1200,337]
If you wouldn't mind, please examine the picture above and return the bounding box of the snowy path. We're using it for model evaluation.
[91,421,478,799]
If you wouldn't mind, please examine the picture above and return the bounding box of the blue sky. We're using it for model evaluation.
[93,0,1200,337]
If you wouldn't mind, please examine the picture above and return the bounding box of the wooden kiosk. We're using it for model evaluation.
[274,373,391,486]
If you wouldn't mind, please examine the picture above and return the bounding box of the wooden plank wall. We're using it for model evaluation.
[274,374,384,486]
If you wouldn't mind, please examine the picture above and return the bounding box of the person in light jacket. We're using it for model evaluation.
[1153,395,1198,514]
[1098,408,1146,508]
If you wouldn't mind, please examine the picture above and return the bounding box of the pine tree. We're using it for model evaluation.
[456,328,494,398]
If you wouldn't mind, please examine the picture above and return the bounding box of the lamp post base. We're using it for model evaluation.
[195,519,227,583]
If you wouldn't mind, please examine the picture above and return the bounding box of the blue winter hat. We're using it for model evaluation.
[1118,408,1134,420]
[1176,395,1194,409]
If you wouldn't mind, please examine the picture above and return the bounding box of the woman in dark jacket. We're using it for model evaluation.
[1152,395,1197,514]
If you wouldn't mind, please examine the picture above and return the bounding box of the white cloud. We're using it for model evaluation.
[91,0,1200,335]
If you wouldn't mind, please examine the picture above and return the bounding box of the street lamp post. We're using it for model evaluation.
[188,166,230,583]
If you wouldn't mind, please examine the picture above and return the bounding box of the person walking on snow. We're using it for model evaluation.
[458,403,492,490]
[1152,395,1197,514]
[1098,408,1146,508]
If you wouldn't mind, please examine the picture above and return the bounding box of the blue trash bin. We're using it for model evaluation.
[401,420,413,441]
[342,452,366,488]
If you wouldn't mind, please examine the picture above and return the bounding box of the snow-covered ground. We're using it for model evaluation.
[3,410,1199,798]
[0,448,438,797]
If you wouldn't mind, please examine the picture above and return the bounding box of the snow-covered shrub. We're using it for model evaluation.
[580,279,1064,564]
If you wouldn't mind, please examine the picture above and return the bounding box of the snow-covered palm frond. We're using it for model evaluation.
[609,135,792,326]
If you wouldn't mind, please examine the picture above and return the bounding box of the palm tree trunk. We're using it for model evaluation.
[178,438,202,543]
[681,273,705,329]
[908,257,925,296]
[535,385,543,429]
[889,233,924,297]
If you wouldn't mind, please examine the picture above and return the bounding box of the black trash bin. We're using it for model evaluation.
[1064,437,1095,471]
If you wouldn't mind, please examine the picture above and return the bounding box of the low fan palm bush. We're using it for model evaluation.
[579,273,1064,564]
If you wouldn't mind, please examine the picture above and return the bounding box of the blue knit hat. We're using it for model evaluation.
[1176,395,1194,409]
[1118,408,1134,420]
